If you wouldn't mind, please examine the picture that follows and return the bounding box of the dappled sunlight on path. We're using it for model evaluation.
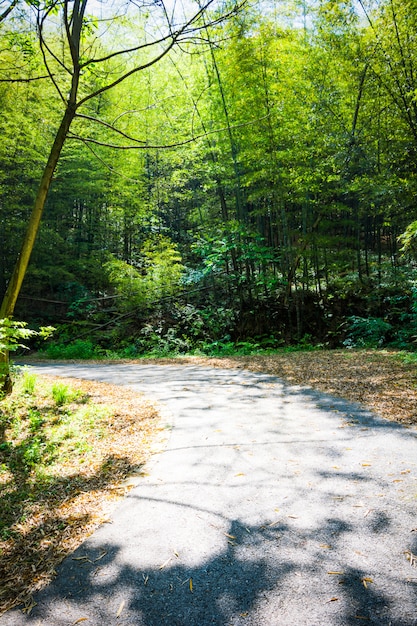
[2,363,416,625]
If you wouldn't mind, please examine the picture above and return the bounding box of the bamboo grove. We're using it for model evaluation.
[1,0,417,356]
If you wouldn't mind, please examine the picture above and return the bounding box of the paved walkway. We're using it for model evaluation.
[1,362,417,625]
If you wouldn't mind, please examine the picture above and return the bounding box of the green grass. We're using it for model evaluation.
[0,366,159,614]
[51,382,71,406]
[0,372,111,540]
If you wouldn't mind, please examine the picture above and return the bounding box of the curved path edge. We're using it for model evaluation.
[1,362,416,626]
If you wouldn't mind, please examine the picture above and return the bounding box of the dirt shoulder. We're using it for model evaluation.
[0,377,161,615]
[195,350,417,427]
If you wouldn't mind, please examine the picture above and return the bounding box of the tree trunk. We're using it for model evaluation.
[0,105,76,392]
[0,106,76,320]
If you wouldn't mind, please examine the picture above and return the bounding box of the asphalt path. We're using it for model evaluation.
[1,362,417,626]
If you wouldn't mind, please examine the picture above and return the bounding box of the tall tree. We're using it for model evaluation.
[0,0,241,388]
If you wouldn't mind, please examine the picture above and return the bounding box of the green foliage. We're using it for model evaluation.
[198,340,260,356]
[21,370,37,395]
[393,351,417,365]
[342,316,393,349]
[0,320,53,395]
[0,319,36,355]
[135,325,193,357]
[104,236,185,312]
[43,339,97,360]
[51,383,70,406]
[0,319,55,356]
[3,2,417,353]
[398,221,417,256]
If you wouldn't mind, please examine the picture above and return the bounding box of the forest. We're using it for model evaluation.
[2,0,417,359]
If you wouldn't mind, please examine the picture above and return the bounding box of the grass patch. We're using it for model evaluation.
[0,370,161,615]
[50,382,79,406]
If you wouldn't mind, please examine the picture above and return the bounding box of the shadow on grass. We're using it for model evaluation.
[0,453,142,614]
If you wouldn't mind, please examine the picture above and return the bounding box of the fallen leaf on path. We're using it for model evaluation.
[189,578,193,592]
[361,577,373,588]
[325,597,339,603]
[158,557,172,570]
[328,571,344,575]
[405,550,417,566]
[116,600,125,617]
[71,619,89,625]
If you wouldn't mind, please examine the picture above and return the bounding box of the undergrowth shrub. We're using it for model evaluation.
[342,316,392,348]
[51,383,70,406]
[21,371,37,395]
[44,339,98,360]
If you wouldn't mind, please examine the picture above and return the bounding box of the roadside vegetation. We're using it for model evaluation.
[0,369,160,615]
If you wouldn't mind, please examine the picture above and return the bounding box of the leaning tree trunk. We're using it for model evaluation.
[0,0,87,394]
[0,105,76,393]
[0,107,76,321]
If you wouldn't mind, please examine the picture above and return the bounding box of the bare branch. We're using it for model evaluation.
[0,0,17,23]
[0,74,51,82]
[80,139,146,182]
[77,0,243,108]
[77,0,230,71]
[68,110,273,150]
[37,7,69,104]
[77,35,179,107]
[80,32,177,69]
[75,112,147,144]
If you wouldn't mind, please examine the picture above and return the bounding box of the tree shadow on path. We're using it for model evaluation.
[1,513,416,626]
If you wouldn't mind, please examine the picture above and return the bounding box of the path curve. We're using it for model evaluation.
[1,362,417,626]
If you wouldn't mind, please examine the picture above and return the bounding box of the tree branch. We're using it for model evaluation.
[76,0,244,107]
[0,74,51,83]
[0,0,17,23]
[75,112,147,144]
[68,110,273,150]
